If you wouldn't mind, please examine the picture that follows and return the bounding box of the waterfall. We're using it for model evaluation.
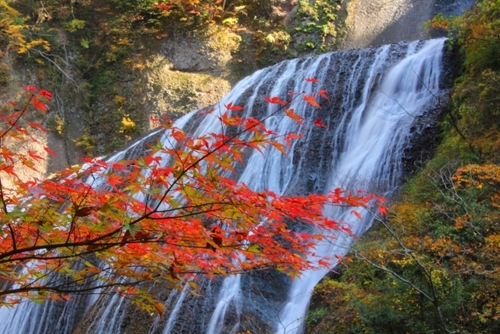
[0,38,447,333]
[276,38,445,334]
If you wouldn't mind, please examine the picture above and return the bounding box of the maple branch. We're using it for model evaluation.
[0,83,375,311]
[0,174,17,252]
[0,104,31,141]
[152,96,296,213]
[32,49,77,86]
[354,250,433,300]
[152,209,232,219]
[364,213,457,334]
[65,183,94,244]
[0,176,9,214]
[60,98,301,250]
[0,259,307,299]
[0,277,148,297]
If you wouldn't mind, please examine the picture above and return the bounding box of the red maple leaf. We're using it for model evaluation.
[318,89,330,105]
[107,174,124,191]
[24,85,37,93]
[32,97,48,112]
[28,122,48,133]
[378,205,388,215]
[305,77,318,83]
[39,90,53,100]
[313,118,327,128]
[28,150,44,161]
[156,3,174,11]
[44,147,57,157]
[224,102,244,111]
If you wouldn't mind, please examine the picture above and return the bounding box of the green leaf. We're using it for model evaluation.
[246,244,261,254]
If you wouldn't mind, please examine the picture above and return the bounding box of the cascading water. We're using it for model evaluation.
[0,38,448,334]
[276,38,445,334]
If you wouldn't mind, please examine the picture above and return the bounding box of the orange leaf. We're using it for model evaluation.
[305,77,318,83]
[157,3,174,11]
[351,210,362,220]
[108,175,124,189]
[264,96,288,105]
[318,89,330,105]
[303,95,320,108]
[219,113,241,126]
[284,133,302,146]
[272,142,287,156]
[153,302,165,316]
[284,108,303,124]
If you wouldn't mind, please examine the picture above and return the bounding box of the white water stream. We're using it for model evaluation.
[276,38,445,334]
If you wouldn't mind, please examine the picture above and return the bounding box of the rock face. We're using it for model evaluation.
[137,26,242,123]
[0,26,238,179]
[342,0,475,49]
[0,0,474,181]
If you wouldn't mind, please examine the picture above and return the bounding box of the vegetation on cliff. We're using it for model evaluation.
[306,1,500,333]
[0,0,347,158]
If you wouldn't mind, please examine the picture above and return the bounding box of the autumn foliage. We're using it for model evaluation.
[307,2,500,333]
[0,83,384,313]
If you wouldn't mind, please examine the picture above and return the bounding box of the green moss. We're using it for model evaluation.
[0,63,9,87]
[4,0,351,156]
[291,0,346,52]
[64,19,86,33]
[74,130,98,156]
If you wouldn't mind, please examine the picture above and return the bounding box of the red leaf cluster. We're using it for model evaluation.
[0,84,386,311]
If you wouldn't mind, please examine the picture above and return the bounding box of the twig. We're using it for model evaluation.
[33,49,77,86]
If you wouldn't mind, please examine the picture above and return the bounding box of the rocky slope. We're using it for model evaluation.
[0,0,473,181]
[343,0,474,49]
